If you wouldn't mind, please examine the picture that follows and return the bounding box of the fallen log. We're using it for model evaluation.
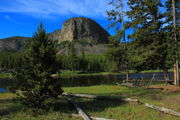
[116,83,134,88]
[63,93,139,103]
[145,103,180,117]
[123,80,173,82]
[71,114,114,120]
[67,98,92,120]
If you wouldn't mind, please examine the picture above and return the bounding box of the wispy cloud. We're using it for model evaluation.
[5,15,23,25]
[0,0,116,19]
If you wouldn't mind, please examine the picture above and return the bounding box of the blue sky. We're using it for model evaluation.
[0,0,119,39]
[0,0,166,39]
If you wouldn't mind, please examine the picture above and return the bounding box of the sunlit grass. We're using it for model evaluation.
[0,85,180,120]
[0,72,12,78]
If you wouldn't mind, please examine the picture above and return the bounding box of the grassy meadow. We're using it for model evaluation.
[0,85,180,120]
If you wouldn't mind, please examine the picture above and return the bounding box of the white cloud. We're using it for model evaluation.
[0,0,115,19]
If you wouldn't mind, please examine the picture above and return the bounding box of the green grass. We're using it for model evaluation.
[0,93,81,120]
[54,69,180,77]
[0,73,12,78]
[60,71,122,77]
[141,69,173,73]
[63,85,179,102]
[63,85,180,120]
[0,85,180,120]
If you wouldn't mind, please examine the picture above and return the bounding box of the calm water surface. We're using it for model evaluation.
[0,72,175,92]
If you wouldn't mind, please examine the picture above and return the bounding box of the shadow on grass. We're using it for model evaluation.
[0,96,126,117]
[1,87,173,116]
[0,99,22,116]
[54,96,127,115]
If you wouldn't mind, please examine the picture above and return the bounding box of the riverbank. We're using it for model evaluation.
[0,85,180,120]
[0,73,12,78]
[0,69,179,78]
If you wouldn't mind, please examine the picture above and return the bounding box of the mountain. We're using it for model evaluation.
[0,17,110,53]
[0,36,30,52]
[49,17,110,44]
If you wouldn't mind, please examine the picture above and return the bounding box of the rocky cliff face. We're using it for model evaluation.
[49,17,110,44]
[1,17,110,53]
[0,36,30,52]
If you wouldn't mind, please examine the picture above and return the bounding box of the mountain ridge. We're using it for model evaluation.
[0,17,110,53]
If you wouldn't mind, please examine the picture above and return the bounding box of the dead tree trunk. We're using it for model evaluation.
[145,103,180,117]
[163,68,169,85]
[63,93,139,103]
[172,0,179,86]
[67,98,92,120]
[71,114,114,120]
[120,0,129,81]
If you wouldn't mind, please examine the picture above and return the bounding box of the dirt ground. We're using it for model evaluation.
[149,85,180,93]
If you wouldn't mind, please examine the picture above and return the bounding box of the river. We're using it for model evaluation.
[0,72,175,92]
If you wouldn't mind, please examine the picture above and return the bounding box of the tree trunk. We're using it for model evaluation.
[172,0,179,86]
[174,64,177,85]
[163,68,169,85]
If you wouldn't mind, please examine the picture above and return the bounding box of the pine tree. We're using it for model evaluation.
[58,40,79,71]
[126,0,166,71]
[164,0,180,61]
[12,22,63,109]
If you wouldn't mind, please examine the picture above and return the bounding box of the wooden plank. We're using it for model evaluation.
[67,98,92,120]
[63,93,139,103]
[145,103,180,117]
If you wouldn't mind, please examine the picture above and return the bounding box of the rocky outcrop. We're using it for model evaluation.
[49,17,110,44]
[0,17,110,53]
[0,36,30,52]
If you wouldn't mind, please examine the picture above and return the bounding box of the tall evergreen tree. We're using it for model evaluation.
[126,0,166,71]
[58,40,79,71]
[12,22,63,109]
[164,0,180,62]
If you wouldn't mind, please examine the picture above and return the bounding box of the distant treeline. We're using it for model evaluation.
[0,51,118,72]
[0,52,22,71]
[0,50,178,73]
[57,54,117,72]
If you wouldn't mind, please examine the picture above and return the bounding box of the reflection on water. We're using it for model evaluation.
[60,75,122,87]
[127,72,174,80]
[0,88,7,92]
[0,72,175,92]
